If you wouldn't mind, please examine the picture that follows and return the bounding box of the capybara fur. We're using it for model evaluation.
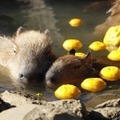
[0,27,56,87]
[45,51,97,89]
[45,49,120,89]
[94,0,120,37]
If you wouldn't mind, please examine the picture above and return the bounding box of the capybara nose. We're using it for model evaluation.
[19,73,28,84]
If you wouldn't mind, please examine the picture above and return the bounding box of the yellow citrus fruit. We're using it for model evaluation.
[107,49,120,61]
[81,78,106,92]
[100,66,120,81]
[89,41,106,51]
[69,18,83,27]
[118,46,120,50]
[62,39,82,51]
[75,52,86,58]
[103,25,120,51]
[54,84,81,99]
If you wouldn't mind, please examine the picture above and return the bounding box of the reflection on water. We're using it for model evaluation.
[46,0,110,52]
[80,82,120,110]
[0,0,119,109]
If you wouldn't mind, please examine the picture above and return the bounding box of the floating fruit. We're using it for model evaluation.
[69,18,83,27]
[75,52,86,58]
[103,25,120,51]
[62,39,82,51]
[81,78,106,92]
[107,49,120,61]
[89,41,106,51]
[54,84,81,99]
[118,46,120,50]
[100,66,120,81]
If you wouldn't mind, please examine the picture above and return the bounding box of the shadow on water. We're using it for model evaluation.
[0,0,120,109]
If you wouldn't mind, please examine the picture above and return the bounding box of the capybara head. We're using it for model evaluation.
[0,27,56,86]
[45,51,96,89]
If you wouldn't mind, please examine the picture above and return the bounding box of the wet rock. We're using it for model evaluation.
[89,98,120,120]
[46,100,88,119]
[1,90,120,120]
[0,104,83,120]
[0,98,13,112]
[0,91,87,120]
[0,90,39,106]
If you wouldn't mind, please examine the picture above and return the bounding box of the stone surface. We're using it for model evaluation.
[89,98,120,120]
[0,90,39,106]
[1,90,120,120]
[0,98,13,112]
[0,104,82,120]
[0,91,87,120]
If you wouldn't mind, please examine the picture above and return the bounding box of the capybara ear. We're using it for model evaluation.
[80,50,92,65]
[16,26,24,36]
[44,29,50,36]
[44,29,50,42]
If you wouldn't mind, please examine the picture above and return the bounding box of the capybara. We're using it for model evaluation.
[0,27,56,87]
[45,51,97,89]
[94,0,120,37]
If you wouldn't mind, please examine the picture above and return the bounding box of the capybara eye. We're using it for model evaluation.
[13,50,16,53]
[73,65,81,69]
[13,46,18,54]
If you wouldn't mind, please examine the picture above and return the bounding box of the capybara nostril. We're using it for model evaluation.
[19,73,24,78]
[18,73,28,85]
[46,79,53,88]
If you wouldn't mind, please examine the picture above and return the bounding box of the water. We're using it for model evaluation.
[0,0,120,109]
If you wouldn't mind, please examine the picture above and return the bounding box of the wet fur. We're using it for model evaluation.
[94,0,120,37]
[45,53,97,89]
[0,27,56,87]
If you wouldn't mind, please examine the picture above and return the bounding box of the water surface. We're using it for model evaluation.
[0,0,119,109]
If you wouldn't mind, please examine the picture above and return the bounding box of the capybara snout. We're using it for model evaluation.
[0,27,56,87]
[18,54,54,85]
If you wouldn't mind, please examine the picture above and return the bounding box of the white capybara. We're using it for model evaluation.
[0,27,56,87]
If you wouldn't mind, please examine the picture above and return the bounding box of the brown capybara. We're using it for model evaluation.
[94,0,120,37]
[45,51,97,89]
[0,27,56,87]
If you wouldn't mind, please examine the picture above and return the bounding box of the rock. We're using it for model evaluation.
[89,98,120,120]
[0,91,87,120]
[1,90,120,120]
[0,98,13,112]
[46,100,87,119]
[0,90,39,106]
[95,98,120,108]
[0,104,82,120]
